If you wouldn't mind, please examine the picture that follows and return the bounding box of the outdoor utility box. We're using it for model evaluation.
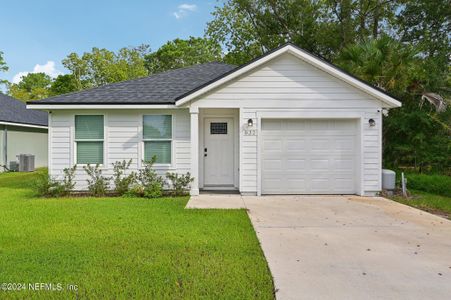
[9,161,19,172]
[382,169,396,190]
[18,154,35,172]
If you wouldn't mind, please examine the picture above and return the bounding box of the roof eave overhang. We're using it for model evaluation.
[0,121,48,129]
[26,103,178,110]
[175,45,402,108]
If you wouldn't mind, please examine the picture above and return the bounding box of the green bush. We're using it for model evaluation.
[112,159,136,195]
[406,173,451,197]
[128,156,164,198]
[62,165,77,192]
[166,172,194,196]
[83,164,111,197]
[34,166,76,197]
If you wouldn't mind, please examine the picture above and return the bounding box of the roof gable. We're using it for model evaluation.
[176,43,401,108]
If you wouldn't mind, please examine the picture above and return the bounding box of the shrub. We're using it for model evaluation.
[62,165,77,193]
[112,159,136,195]
[34,166,76,197]
[129,156,165,198]
[34,173,66,197]
[83,164,111,197]
[166,172,194,196]
[405,173,451,197]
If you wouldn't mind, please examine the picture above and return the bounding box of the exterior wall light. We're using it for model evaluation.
[247,119,254,127]
[369,118,376,127]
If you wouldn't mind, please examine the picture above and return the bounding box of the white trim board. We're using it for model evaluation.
[0,121,47,129]
[176,44,401,108]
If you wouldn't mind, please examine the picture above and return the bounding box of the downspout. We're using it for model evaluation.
[2,126,7,170]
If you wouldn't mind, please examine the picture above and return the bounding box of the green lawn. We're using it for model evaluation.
[0,171,274,299]
[390,190,451,220]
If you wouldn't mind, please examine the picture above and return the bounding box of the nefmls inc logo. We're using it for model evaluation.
[28,283,63,291]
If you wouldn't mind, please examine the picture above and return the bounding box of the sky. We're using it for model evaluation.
[0,0,217,85]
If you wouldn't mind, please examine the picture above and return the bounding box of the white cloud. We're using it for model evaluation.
[173,3,197,19]
[12,61,62,84]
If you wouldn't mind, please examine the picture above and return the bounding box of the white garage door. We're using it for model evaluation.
[261,119,358,194]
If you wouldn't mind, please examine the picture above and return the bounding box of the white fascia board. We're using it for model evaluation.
[0,121,47,129]
[26,104,178,110]
[176,44,402,108]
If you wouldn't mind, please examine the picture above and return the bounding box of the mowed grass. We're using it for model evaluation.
[391,190,451,220]
[0,171,274,299]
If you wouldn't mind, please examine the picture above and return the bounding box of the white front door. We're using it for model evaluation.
[203,118,234,187]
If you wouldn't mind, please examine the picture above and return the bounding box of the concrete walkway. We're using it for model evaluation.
[186,195,451,300]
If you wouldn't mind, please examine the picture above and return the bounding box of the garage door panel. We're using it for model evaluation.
[310,159,330,170]
[286,139,307,151]
[334,179,355,191]
[286,159,307,169]
[261,119,358,194]
[262,159,283,170]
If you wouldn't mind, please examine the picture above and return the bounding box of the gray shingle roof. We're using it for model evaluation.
[0,93,48,126]
[29,62,236,105]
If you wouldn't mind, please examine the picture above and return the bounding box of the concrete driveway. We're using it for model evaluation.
[244,196,451,300]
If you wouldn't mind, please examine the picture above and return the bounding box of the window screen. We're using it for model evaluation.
[75,115,104,164]
[143,115,172,164]
[210,122,227,134]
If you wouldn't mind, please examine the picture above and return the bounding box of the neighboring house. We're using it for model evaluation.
[28,44,401,196]
[0,93,48,171]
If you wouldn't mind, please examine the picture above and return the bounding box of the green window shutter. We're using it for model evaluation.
[144,141,171,164]
[143,115,172,139]
[77,142,104,164]
[75,115,104,139]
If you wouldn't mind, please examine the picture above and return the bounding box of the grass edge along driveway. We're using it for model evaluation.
[0,171,274,299]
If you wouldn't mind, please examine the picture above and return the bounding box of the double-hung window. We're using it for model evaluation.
[75,115,104,165]
[143,115,172,164]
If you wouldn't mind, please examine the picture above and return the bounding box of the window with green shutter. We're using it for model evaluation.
[143,115,172,164]
[75,115,104,164]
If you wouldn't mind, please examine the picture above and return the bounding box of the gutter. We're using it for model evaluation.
[27,104,177,110]
[0,121,48,130]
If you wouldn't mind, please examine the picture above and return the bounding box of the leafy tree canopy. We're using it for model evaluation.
[9,72,52,101]
[49,74,79,96]
[62,45,150,89]
[337,35,450,173]
[144,37,223,74]
[206,0,400,64]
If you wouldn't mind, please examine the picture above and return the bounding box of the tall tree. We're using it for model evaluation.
[8,73,52,101]
[62,45,150,89]
[396,0,450,93]
[337,36,450,173]
[206,0,402,65]
[0,51,8,88]
[144,37,223,73]
[206,0,329,64]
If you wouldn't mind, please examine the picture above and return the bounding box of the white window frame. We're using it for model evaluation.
[141,113,174,168]
[74,114,106,166]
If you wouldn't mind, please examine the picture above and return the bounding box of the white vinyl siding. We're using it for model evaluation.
[192,52,384,195]
[49,109,190,190]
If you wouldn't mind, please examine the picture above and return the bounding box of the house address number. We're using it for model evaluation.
[244,129,257,136]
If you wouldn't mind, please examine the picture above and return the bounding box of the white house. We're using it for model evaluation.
[27,44,401,196]
[1,93,48,171]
